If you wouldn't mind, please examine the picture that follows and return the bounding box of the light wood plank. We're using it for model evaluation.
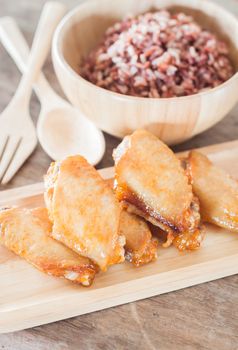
[0,140,238,333]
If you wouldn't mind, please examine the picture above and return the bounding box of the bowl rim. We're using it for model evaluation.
[52,0,238,102]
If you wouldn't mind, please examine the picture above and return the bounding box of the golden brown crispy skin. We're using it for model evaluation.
[185,150,238,232]
[44,156,125,271]
[172,227,205,250]
[106,178,158,266]
[119,210,158,266]
[113,129,203,251]
[0,207,97,285]
[149,219,204,251]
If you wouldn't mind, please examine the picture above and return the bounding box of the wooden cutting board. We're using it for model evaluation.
[0,140,238,334]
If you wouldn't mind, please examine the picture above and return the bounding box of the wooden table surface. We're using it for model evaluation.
[0,0,238,348]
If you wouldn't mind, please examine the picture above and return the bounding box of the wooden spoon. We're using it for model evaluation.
[0,18,105,165]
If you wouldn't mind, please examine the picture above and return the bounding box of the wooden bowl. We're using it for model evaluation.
[52,0,238,144]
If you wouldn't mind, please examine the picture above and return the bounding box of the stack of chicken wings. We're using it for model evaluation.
[1,129,238,286]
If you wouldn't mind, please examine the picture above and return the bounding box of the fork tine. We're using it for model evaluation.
[0,137,22,184]
[1,138,35,185]
[0,136,10,163]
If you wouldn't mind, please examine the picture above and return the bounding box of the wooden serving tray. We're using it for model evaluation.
[0,140,238,334]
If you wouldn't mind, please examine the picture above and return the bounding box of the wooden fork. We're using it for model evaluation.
[0,1,66,185]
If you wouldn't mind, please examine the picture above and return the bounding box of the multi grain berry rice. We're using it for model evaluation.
[80,10,234,98]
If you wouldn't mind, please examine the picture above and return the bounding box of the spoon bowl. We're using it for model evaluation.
[37,104,105,164]
[0,17,105,166]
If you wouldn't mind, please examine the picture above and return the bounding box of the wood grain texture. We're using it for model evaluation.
[1,141,238,335]
[52,0,238,143]
[0,0,238,349]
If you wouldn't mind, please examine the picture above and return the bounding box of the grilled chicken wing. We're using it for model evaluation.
[0,207,97,285]
[44,156,125,271]
[106,179,158,266]
[185,150,238,232]
[113,129,204,250]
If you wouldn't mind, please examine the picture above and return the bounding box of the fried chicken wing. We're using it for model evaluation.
[150,223,204,251]
[185,150,238,232]
[119,209,158,266]
[113,129,203,251]
[106,178,158,266]
[44,156,125,271]
[0,207,97,285]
